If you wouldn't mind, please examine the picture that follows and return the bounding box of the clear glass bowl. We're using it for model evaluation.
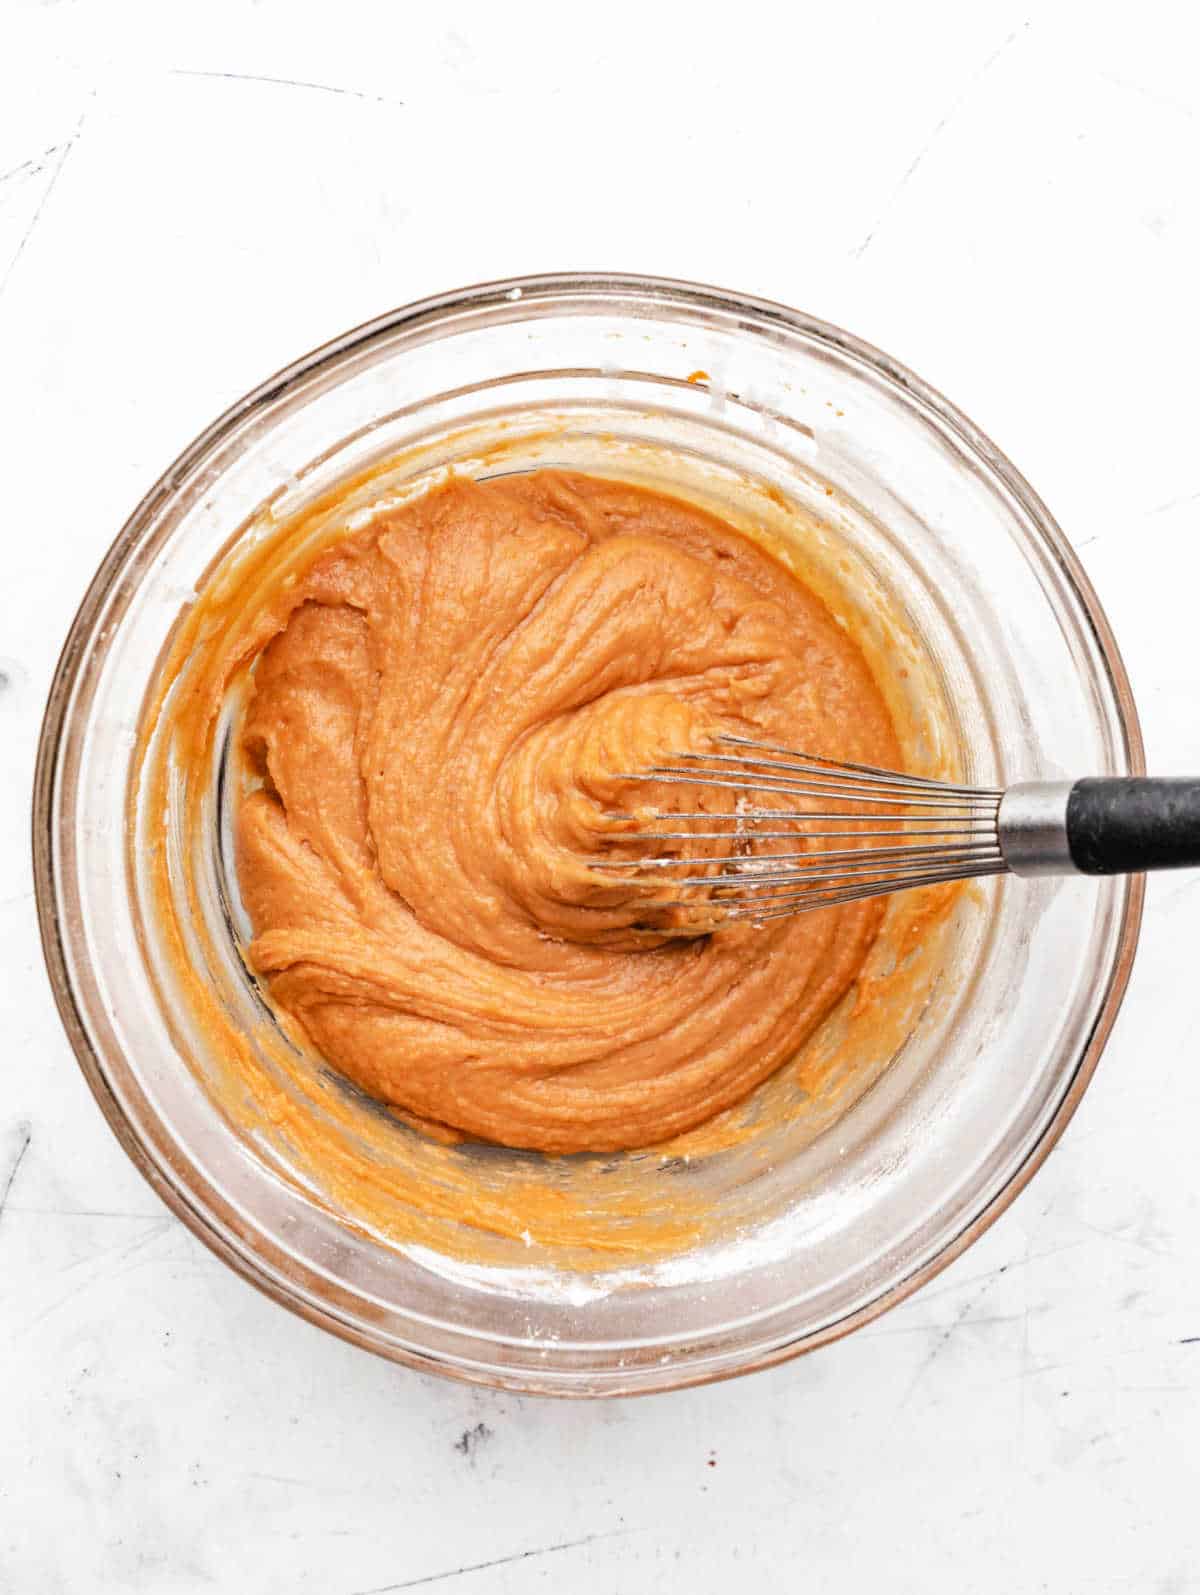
[34,274,1143,1395]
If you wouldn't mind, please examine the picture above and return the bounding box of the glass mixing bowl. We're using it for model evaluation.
[34,274,1142,1395]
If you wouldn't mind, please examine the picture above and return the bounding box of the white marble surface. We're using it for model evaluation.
[4,3,1200,1589]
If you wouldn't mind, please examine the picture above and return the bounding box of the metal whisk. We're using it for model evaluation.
[589,735,1200,923]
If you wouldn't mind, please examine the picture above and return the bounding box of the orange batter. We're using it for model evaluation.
[235,470,900,1153]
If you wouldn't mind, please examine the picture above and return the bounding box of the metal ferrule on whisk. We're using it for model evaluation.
[996,782,1075,876]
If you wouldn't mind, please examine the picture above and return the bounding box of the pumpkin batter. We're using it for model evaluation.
[235,469,900,1153]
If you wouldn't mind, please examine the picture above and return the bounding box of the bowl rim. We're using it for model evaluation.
[32,270,1145,1396]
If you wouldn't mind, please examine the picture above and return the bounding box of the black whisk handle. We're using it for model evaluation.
[1067,778,1200,874]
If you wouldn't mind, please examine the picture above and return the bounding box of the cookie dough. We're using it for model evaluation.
[236,470,899,1152]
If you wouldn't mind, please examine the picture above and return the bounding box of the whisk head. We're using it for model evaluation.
[587,735,1007,924]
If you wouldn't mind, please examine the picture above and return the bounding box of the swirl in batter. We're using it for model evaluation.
[236,470,900,1152]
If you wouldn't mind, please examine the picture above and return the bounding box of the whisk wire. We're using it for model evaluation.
[616,769,1000,809]
[594,735,1007,925]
